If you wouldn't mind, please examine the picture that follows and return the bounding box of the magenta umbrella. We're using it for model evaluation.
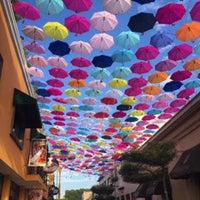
[46,78,64,88]
[164,106,179,113]
[47,88,63,96]
[135,45,159,61]
[125,86,142,96]
[134,103,150,110]
[152,101,168,109]
[63,0,92,13]
[168,43,192,61]
[112,111,127,118]
[71,57,91,67]
[130,61,152,74]
[155,3,186,24]
[170,99,187,107]
[142,114,155,121]
[47,56,68,68]
[128,77,147,87]
[158,113,172,120]
[23,41,45,54]
[170,70,192,81]
[177,88,195,98]
[12,1,40,20]
[64,14,90,34]
[190,1,200,21]
[155,59,177,72]
[69,69,88,79]
[49,67,68,78]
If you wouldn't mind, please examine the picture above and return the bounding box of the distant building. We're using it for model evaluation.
[82,191,93,200]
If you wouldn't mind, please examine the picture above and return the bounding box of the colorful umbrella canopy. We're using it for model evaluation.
[23,41,45,54]
[48,40,70,56]
[69,41,93,54]
[22,25,46,40]
[71,57,91,67]
[148,71,168,83]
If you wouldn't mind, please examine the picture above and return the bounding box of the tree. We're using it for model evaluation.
[64,189,90,200]
[119,141,176,200]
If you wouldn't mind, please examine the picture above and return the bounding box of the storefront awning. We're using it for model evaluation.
[170,144,200,179]
[13,88,42,128]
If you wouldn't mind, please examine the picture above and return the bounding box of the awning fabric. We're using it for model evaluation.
[170,144,200,179]
[13,88,42,128]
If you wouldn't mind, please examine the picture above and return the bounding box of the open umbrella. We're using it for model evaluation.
[121,96,137,105]
[155,3,186,25]
[143,85,161,95]
[176,21,200,41]
[101,97,117,105]
[64,14,90,35]
[125,86,142,96]
[82,97,97,105]
[148,71,168,83]
[88,80,106,90]
[184,79,200,89]
[26,67,44,78]
[157,93,175,101]
[31,79,47,87]
[170,70,192,81]
[112,49,134,63]
[91,68,110,80]
[47,88,62,96]
[103,0,132,15]
[69,69,88,79]
[111,66,131,79]
[47,56,68,67]
[23,41,45,54]
[85,89,101,97]
[92,55,113,68]
[163,81,183,92]
[90,10,118,32]
[128,12,156,33]
[128,77,147,87]
[132,0,155,5]
[89,33,114,51]
[69,41,93,54]
[47,78,64,88]
[43,22,69,40]
[22,25,46,41]
[65,88,81,97]
[68,79,86,88]
[115,31,140,49]
[155,59,177,72]
[35,0,64,15]
[109,78,127,88]
[71,57,91,67]
[183,58,200,71]
[27,55,48,67]
[64,97,79,104]
[63,0,92,13]
[177,88,195,98]
[12,1,40,20]
[190,1,200,21]
[139,94,155,103]
[49,67,68,78]
[105,89,123,99]
[131,61,152,74]
[48,40,70,56]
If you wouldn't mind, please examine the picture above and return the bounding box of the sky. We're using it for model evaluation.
[13,0,200,196]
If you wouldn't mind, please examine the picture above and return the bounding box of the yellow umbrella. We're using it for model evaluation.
[43,21,68,40]
[148,71,168,83]
[129,109,144,116]
[109,78,127,88]
[64,88,81,96]
[121,96,136,105]
[121,126,133,132]
[176,21,200,41]
[52,103,66,111]
[68,79,87,88]
[143,85,161,95]
[183,58,200,71]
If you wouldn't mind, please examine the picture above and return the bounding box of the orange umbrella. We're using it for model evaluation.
[148,71,168,83]
[176,21,200,41]
[68,79,87,88]
[143,85,161,95]
[109,123,121,128]
[183,58,200,71]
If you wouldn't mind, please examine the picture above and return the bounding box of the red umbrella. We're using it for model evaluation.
[71,57,91,67]
[94,112,109,118]
[177,88,195,98]
[49,67,68,78]
[190,2,200,21]
[112,111,127,118]
[64,14,90,34]
[168,43,192,61]
[47,88,62,96]
[69,69,88,79]
[155,3,186,25]
[131,61,152,74]
[135,45,159,61]
[128,77,147,87]
[66,111,80,117]
[12,1,40,20]
[101,97,117,105]
[63,0,92,13]
[170,70,192,81]
[125,86,142,96]
[46,78,64,88]
[155,59,177,72]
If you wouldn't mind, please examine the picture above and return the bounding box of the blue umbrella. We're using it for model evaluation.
[111,66,132,79]
[150,31,174,48]
[163,81,183,92]
[92,55,113,68]
[35,0,64,15]
[143,129,155,133]
[42,120,52,125]
[38,103,50,109]
[85,89,102,97]
[184,79,200,88]
[112,49,134,63]
[48,40,70,56]
[91,67,110,80]
[117,104,132,111]
[31,79,47,87]
[79,105,94,111]
[115,31,140,49]
[36,88,51,97]
[132,0,155,5]
[194,43,200,55]
[125,116,138,122]
[147,109,162,115]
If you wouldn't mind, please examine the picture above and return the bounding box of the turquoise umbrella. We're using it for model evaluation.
[184,79,200,88]
[91,67,110,80]
[85,89,102,97]
[194,42,200,55]
[35,0,64,15]
[112,49,134,64]
[115,31,140,49]
[111,66,132,79]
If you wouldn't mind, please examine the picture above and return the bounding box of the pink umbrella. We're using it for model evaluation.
[131,61,152,74]
[84,111,95,118]
[155,59,177,72]
[23,41,45,54]
[139,94,155,103]
[47,56,68,68]
[190,2,200,21]
[46,78,64,88]
[88,80,106,90]
[135,45,159,61]
[134,103,150,110]
[12,1,40,20]
[170,99,187,107]
[69,40,93,54]
[22,25,46,41]
[64,14,90,34]
[26,67,44,78]
[53,97,67,104]
[152,101,168,109]
[155,3,186,24]
[27,55,48,67]
[51,110,64,115]
[168,44,192,61]
[49,67,68,78]
[158,113,172,120]
[128,77,147,87]
[157,93,175,101]
[142,114,155,121]
[63,0,92,13]
[54,121,65,126]
[125,86,142,96]
[89,33,114,51]
[82,97,97,105]
[177,88,195,98]
[47,88,62,96]
[66,111,80,117]
[90,10,118,32]
[105,89,123,98]
[170,70,192,81]
[37,96,51,103]
[164,106,179,113]
[65,97,79,104]
[112,111,127,118]
[69,69,88,79]
[71,57,91,67]
[146,124,159,129]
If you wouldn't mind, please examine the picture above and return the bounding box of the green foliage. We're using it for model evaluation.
[91,185,114,195]
[64,189,90,200]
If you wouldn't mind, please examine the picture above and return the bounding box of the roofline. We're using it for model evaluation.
[1,0,34,96]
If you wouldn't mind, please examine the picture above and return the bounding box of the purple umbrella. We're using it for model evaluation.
[190,1,200,21]
[155,3,186,25]
[23,41,45,54]
[168,44,192,61]
[177,88,195,98]
[135,45,159,61]
[170,70,192,81]
[131,61,152,74]
[155,59,177,72]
